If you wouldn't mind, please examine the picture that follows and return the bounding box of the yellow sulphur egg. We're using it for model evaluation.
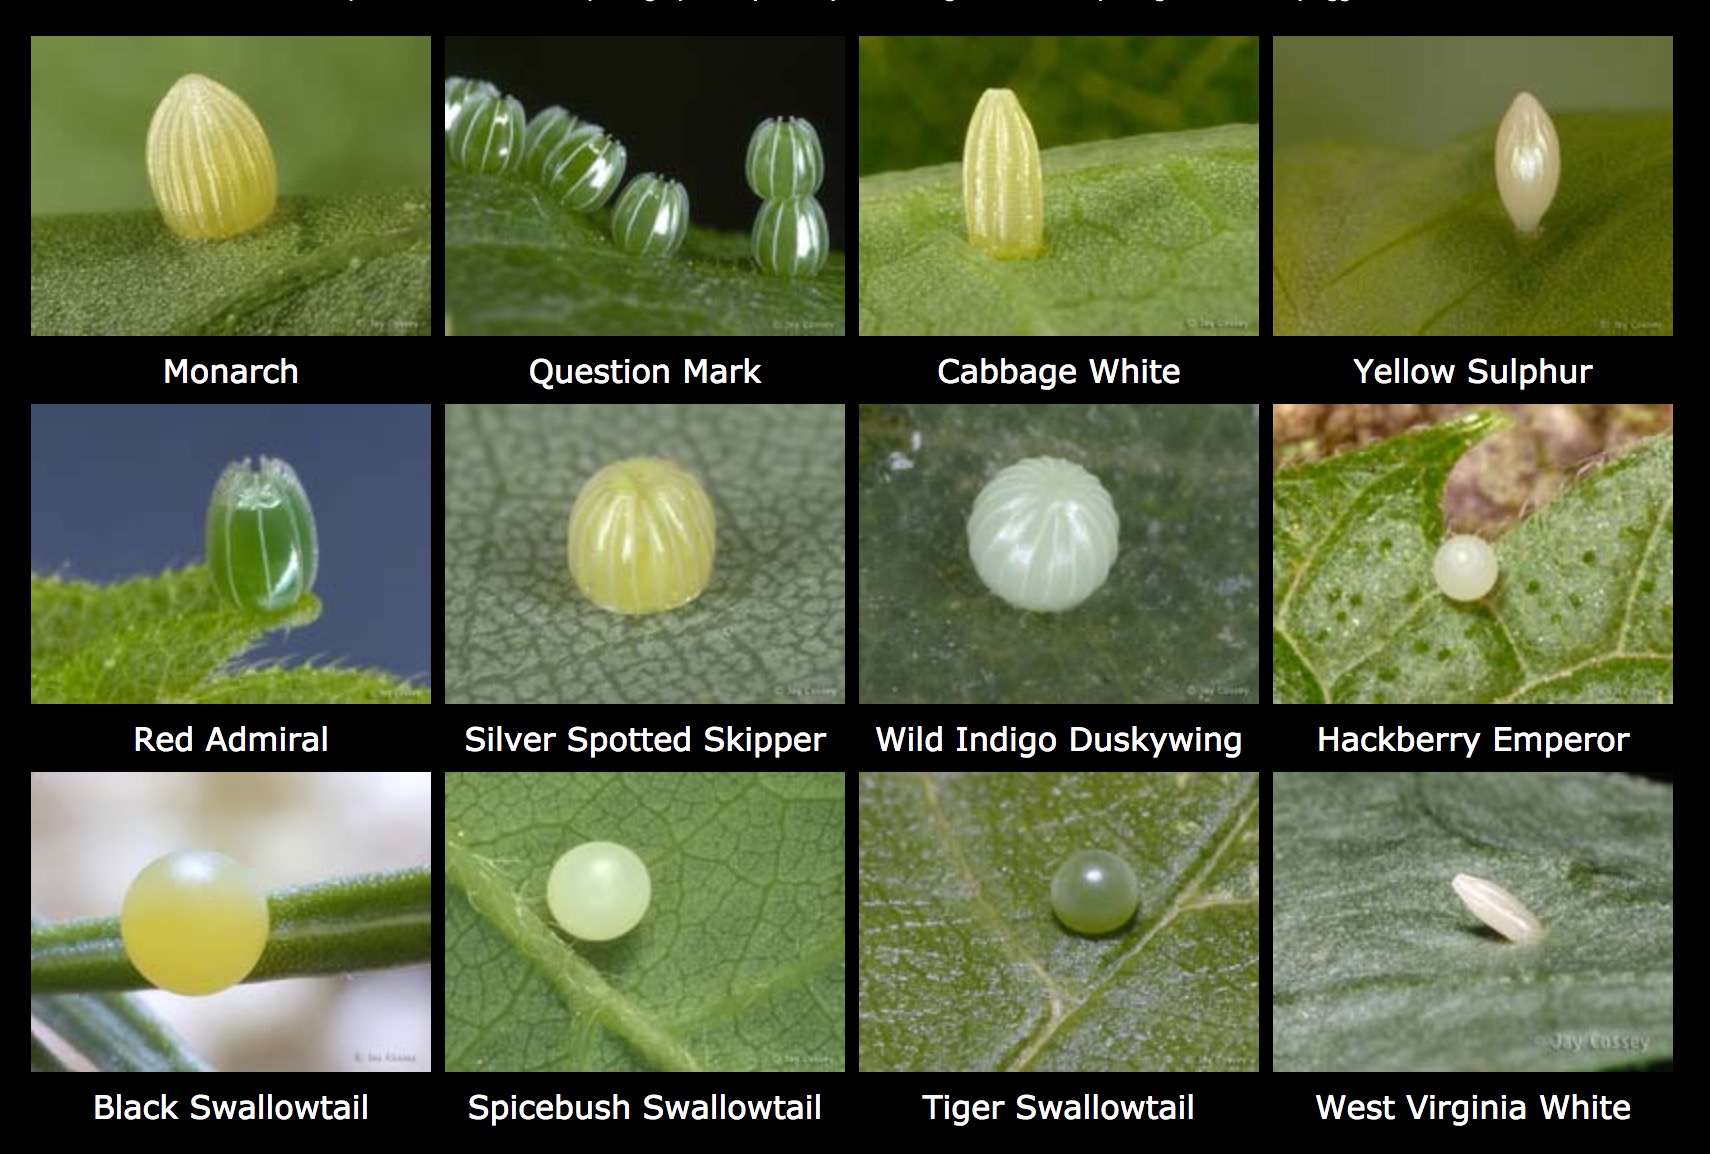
[547,841,651,941]
[120,850,269,995]
[1495,91,1560,236]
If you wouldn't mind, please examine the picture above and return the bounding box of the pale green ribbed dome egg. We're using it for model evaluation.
[967,456,1118,612]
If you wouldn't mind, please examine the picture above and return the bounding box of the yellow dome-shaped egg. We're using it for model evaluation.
[146,74,277,240]
[567,458,716,615]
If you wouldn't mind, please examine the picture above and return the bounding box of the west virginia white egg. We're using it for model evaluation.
[966,456,1118,612]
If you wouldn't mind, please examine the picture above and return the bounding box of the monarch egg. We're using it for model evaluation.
[1451,872,1542,943]
[205,456,318,613]
[146,74,277,240]
[967,456,1118,613]
[447,89,525,175]
[745,116,824,199]
[751,194,829,278]
[611,173,690,258]
[539,127,627,212]
[963,87,1044,259]
[1495,91,1560,235]
[1051,850,1139,935]
[547,841,651,942]
[567,457,716,615]
[1433,534,1498,602]
[444,76,499,147]
[121,850,269,995]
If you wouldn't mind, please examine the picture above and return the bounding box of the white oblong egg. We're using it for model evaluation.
[1495,92,1560,235]
[1433,534,1499,601]
[966,456,1118,612]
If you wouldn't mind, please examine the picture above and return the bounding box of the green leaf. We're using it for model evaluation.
[444,169,845,336]
[30,190,433,335]
[1273,414,1673,703]
[859,125,1258,335]
[30,568,428,705]
[444,772,845,1072]
[859,404,1259,704]
[444,404,844,703]
[1274,772,1673,1072]
[1274,112,1674,334]
[859,771,1258,1071]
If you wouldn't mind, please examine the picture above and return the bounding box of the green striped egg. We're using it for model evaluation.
[751,194,828,278]
[745,116,824,198]
[540,128,627,211]
[447,90,525,175]
[611,174,689,258]
[205,456,318,613]
[444,77,499,150]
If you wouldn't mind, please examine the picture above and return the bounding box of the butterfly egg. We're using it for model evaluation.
[520,106,590,182]
[444,76,499,147]
[611,173,690,259]
[1432,534,1499,602]
[540,128,627,212]
[146,74,277,240]
[567,457,716,615]
[745,116,824,199]
[1452,873,1543,943]
[751,194,829,278]
[967,456,1118,612]
[1495,91,1560,235]
[547,841,651,941]
[205,456,318,613]
[1051,850,1139,935]
[447,89,525,176]
[963,88,1044,259]
[121,850,269,995]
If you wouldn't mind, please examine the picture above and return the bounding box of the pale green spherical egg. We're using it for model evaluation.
[1050,849,1139,934]
[547,841,651,941]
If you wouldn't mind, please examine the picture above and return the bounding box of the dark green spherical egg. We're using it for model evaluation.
[1051,849,1138,934]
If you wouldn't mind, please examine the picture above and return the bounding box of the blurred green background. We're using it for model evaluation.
[31,36,429,216]
[859,36,1259,176]
[1274,36,1673,148]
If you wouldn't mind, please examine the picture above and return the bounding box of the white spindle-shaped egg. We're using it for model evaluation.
[1495,92,1560,235]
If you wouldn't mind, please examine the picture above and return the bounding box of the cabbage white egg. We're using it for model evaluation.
[963,88,1044,259]
[1433,534,1499,602]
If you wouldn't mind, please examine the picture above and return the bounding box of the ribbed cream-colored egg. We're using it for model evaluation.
[963,88,1044,259]
[568,458,716,615]
[146,74,277,240]
[967,457,1118,612]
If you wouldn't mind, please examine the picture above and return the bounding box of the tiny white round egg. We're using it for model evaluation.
[967,456,1119,612]
[1433,534,1499,601]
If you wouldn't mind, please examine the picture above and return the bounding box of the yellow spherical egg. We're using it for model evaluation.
[120,850,269,996]
[146,74,277,240]
[567,457,716,615]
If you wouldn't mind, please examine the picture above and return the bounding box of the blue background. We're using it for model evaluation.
[31,404,431,684]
